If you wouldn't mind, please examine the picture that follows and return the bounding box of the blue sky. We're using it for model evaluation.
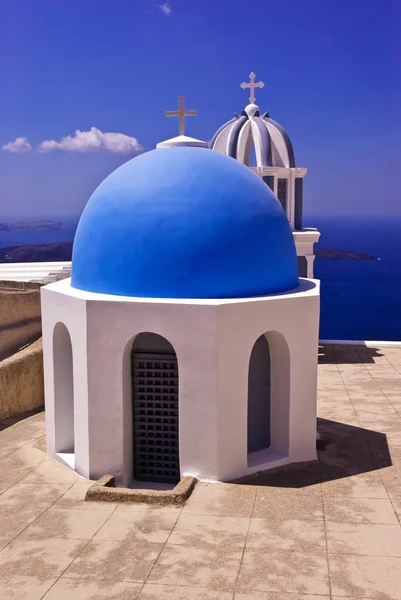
[0,0,399,218]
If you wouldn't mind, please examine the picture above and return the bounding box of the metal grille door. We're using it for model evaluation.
[277,178,288,213]
[132,352,179,483]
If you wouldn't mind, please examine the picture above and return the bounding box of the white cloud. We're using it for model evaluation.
[159,2,172,15]
[2,137,32,153]
[37,127,143,154]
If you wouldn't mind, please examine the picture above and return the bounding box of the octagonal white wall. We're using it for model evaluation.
[41,278,320,486]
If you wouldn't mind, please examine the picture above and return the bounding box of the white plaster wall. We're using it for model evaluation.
[215,279,320,480]
[41,285,90,477]
[41,278,320,486]
[84,299,219,485]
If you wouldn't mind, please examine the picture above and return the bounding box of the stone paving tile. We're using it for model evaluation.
[94,509,179,544]
[0,506,44,537]
[236,549,330,595]
[344,381,383,394]
[385,433,401,449]
[20,458,80,484]
[317,407,358,422]
[0,440,32,462]
[167,513,249,548]
[347,393,389,403]
[380,466,401,499]
[0,482,72,510]
[139,584,234,599]
[115,502,183,513]
[358,415,401,434]
[64,539,162,582]
[148,544,242,591]
[0,575,57,600]
[321,472,388,498]
[355,404,400,416]
[253,487,324,521]
[317,399,353,410]
[43,578,142,599]
[0,422,46,458]
[0,480,18,495]
[385,447,401,467]
[20,508,112,540]
[326,521,401,556]
[52,481,118,511]
[392,498,401,521]
[234,594,330,600]
[329,554,401,599]
[246,518,326,553]
[0,537,86,578]
[317,391,350,402]
[0,464,37,485]
[0,535,13,552]
[182,482,256,517]
[374,377,401,391]
[0,441,48,466]
[323,496,398,524]
[320,413,361,427]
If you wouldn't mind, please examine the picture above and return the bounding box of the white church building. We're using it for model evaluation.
[41,90,320,488]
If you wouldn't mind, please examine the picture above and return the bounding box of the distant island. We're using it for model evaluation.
[314,248,378,261]
[0,242,73,262]
[0,242,379,263]
[0,219,68,232]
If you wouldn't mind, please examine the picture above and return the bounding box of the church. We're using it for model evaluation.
[41,74,320,487]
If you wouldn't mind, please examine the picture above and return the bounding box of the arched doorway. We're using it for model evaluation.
[53,322,74,454]
[132,333,179,483]
[248,334,271,454]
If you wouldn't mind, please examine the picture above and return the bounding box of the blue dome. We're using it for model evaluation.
[71,146,298,299]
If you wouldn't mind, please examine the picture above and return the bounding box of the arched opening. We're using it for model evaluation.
[243,133,254,166]
[53,322,74,456]
[247,334,271,454]
[277,178,288,213]
[132,332,179,484]
[247,331,291,467]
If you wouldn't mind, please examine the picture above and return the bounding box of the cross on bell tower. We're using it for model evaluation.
[240,72,265,104]
[165,96,198,136]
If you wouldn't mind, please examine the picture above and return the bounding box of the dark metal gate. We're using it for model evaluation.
[277,178,288,213]
[132,352,179,483]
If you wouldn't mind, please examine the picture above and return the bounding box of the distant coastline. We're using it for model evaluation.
[0,219,68,232]
[0,241,379,263]
[0,242,73,262]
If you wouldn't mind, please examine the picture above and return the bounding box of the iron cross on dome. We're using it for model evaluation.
[165,96,198,136]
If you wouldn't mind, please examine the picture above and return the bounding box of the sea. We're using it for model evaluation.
[0,215,400,342]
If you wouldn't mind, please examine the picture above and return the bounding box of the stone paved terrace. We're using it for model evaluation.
[0,343,401,599]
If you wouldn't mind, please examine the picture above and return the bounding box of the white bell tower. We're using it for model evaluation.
[210,73,320,278]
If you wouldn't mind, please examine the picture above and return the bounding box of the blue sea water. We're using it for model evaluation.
[306,215,401,342]
[0,219,77,249]
[0,215,400,341]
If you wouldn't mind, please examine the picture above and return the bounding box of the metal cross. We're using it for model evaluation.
[240,72,265,104]
[165,95,198,136]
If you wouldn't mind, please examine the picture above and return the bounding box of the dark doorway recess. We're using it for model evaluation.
[248,334,271,454]
[132,332,179,483]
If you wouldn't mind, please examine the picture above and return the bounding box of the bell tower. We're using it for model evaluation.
[210,73,320,278]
